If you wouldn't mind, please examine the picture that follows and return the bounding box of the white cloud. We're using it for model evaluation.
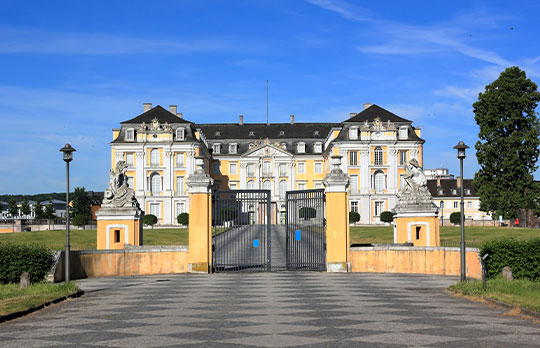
[305,0,372,22]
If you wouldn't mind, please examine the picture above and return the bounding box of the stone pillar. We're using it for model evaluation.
[323,155,350,272]
[187,156,213,273]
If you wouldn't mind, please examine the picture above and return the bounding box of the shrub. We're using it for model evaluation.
[72,214,89,228]
[143,214,158,228]
[0,243,54,283]
[380,211,393,223]
[299,207,316,220]
[450,212,461,225]
[349,212,360,223]
[480,238,540,280]
[177,213,189,226]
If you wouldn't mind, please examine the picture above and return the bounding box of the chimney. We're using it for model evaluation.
[363,103,373,110]
[239,114,244,125]
[457,176,462,188]
[143,103,152,112]
[349,112,357,117]
[437,177,441,188]
[169,105,177,115]
[290,114,295,125]
[177,113,183,119]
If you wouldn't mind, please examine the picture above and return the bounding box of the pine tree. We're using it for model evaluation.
[473,66,540,219]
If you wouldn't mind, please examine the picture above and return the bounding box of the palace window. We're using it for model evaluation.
[176,176,184,194]
[126,153,134,167]
[229,163,237,175]
[150,149,160,166]
[213,143,221,154]
[229,143,237,154]
[149,203,160,217]
[247,180,255,189]
[176,202,185,216]
[263,180,272,192]
[297,142,305,153]
[127,176,134,188]
[315,162,322,174]
[350,175,358,193]
[465,189,471,195]
[212,162,220,174]
[279,163,287,176]
[399,126,408,139]
[176,153,184,167]
[467,201,472,208]
[247,163,255,176]
[315,182,323,189]
[176,128,185,141]
[351,201,359,213]
[126,128,135,141]
[399,150,407,165]
[263,161,271,175]
[374,146,383,165]
[314,142,323,153]
[150,173,161,195]
[230,182,238,190]
[374,170,385,192]
[374,201,384,216]
[349,127,359,140]
[454,201,458,208]
[298,182,306,190]
[279,180,287,199]
[349,151,358,166]
[297,162,305,174]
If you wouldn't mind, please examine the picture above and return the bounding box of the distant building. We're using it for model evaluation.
[88,191,104,221]
[424,167,454,180]
[40,199,67,218]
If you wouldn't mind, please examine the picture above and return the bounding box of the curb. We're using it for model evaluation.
[481,296,540,319]
[0,290,84,324]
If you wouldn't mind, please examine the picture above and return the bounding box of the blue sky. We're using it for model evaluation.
[1,0,540,194]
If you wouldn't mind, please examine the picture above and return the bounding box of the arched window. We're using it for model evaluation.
[247,180,255,189]
[150,173,161,195]
[150,149,160,166]
[374,170,385,192]
[263,180,271,192]
[374,146,383,165]
[279,180,287,199]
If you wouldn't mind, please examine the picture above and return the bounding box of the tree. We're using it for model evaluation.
[7,199,17,217]
[72,214,90,228]
[34,202,45,220]
[44,204,55,219]
[349,211,360,223]
[72,187,92,223]
[299,207,316,220]
[473,66,540,220]
[380,211,394,223]
[450,212,461,225]
[143,214,158,228]
[177,213,189,226]
[20,200,31,216]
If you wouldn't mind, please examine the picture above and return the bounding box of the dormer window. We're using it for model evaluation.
[249,143,254,149]
[215,131,221,137]
[465,189,471,195]
[313,130,320,137]
[349,127,359,140]
[297,142,305,153]
[229,143,238,154]
[314,142,323,153]
[249,131,255,137]
[176,128,185,141]
[126,129,135,141]
[213,143,221,154]
[452,189,457,195]
[279,130,285,137]
[399,126,408,139]
[438,189,444,195]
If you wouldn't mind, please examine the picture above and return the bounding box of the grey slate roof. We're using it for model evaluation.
[121,105,194,124]
[427,179,477,198]
[344,104,412,123]
[198,123,338,140]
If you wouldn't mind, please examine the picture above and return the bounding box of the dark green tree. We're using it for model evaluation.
[349,211,360,223]
[380,211,394,223]
[72,214,90,228]
[72,187,92,222]
[34,202,45,219]
[143,214,158,228]
[177,213,189,226]
[20,200,31,216]
[7,199,17,216]
[299,207,316,220]
[450,212,462,225]
[473,66,540,219]
[44,204,55,219]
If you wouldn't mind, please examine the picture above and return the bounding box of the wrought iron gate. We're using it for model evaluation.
[285,189,326,271]
[212,189,271,272]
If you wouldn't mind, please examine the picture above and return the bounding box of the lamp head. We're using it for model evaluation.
[59,144,76,162]
[453,141,469,160]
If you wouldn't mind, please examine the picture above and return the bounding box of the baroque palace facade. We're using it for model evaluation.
[110,102,424,225]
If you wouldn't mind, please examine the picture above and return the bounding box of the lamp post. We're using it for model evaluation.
[453,141,469,281]
[440,200,444,226]
[59,144,76,282]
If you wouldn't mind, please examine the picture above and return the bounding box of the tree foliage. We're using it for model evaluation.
[72,214,90,228]
[349,211,360,223]
[71,187,92,222]
[299,207,316,220]
[44,204,56,219]
[473,67,540,219]
[177,213,189,226]
[34,202,45,219]
[8,199,18,216]
[20,200,31,216]
[380,211,394,223]
[143,214,158,227]
[450,212,462,225]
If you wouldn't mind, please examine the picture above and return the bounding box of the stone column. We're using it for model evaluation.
[186,156,213,273]
[323,155,350,272]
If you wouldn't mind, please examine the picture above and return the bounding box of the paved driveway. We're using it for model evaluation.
[1,273,539,347]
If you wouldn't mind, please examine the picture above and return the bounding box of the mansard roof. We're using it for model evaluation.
[427,179,477,198]
[344,104,412,123]
[198,122,339,140]
[121,105,194,124]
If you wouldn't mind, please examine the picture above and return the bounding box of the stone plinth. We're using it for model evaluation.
[96,206,143,250]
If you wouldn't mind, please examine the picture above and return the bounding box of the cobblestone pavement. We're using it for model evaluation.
[1,273,539,347]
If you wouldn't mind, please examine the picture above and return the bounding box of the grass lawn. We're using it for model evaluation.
[449,278,540,313]
[350,225,540,246]
[0,282,79,317]
[0,228,188,250]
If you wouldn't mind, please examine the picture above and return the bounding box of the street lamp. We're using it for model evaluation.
[59,144,76,282]
[440,200,444,226]
[453,141,469,281]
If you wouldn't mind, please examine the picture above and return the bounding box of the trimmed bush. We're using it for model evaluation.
[0,243,54,283]
[143,214,158,228]
[450,212,461,225]
[349,212,360,223]
[299,207,316,220]
[177,213,189,226]
[380,211,393,223]
[480,238,540,280]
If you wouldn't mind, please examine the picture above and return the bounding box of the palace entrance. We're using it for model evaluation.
[211,189,326,272]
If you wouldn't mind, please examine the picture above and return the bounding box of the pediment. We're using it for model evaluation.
[242,143,292,158]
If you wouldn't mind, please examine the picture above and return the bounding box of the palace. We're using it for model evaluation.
[110,102,424,225]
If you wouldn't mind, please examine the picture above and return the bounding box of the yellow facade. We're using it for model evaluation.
[97,218,142,250]
[395,216,440,247]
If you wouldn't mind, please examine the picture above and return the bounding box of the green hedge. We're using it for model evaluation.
[0,243,54,284]
[480,238,540,280]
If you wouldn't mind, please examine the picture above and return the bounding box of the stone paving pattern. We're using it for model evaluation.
[1,273,539,347]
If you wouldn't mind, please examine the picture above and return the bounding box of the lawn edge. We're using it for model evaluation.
[0,290,84,324]
[449,289,540,319]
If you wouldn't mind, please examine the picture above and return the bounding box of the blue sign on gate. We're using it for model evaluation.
[253,239,259,247]
[295,230,301,241]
